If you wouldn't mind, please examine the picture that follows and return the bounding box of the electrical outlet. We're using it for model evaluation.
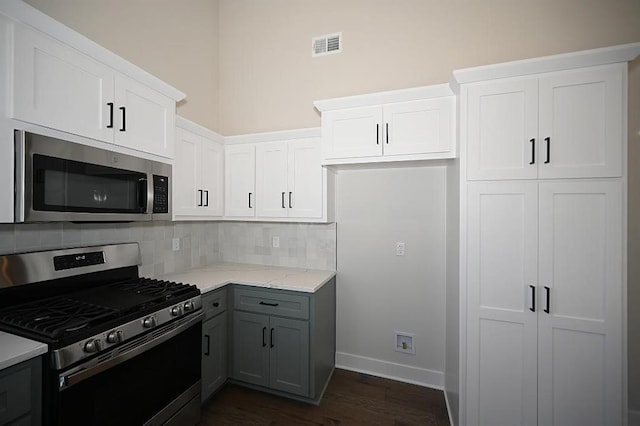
[272,236,280,248]
[172,238,180,251]
[396,242,405,256]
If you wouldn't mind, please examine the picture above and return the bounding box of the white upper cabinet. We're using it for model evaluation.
[315,85,456,165]
[174,118,224,219]
[225,144,256,218]
[9,17,182,159]
[466,64,624,180]
[256,139,323,219]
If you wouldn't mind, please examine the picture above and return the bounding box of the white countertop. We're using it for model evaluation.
[160,263,336,294]
[0,331,48,371]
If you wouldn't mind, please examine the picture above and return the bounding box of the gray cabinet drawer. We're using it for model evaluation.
[0,364,31,425]
[233,287,309,320]
[202,288,227,320]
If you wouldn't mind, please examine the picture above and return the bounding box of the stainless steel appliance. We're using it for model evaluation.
[14,130,171,222]
[0,243,203,426]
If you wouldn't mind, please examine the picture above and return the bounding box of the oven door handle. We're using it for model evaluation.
[59,312,204,391]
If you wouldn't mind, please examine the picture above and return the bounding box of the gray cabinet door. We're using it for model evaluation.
[232,311,269,387]
[201,313,227,402]
[269,316,309,397]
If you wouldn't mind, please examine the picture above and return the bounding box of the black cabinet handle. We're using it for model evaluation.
[204,334,210,356]
[270,328,274,348]
[197,189,203,207]
[386,123,389,144]
[544,137,550,164]
[529,138,535,165]
[212,302,219,308]
[248,192,252,208]
[259,301,279,307]
[204,190,209,207]
[119,106,126,131]
[544,286,550,313]
[529,285,536,312]
[106,103,114,128]
[282,192,286,208]
[289,192,292,209]
[262,326,267,347]
[376,124,379,145]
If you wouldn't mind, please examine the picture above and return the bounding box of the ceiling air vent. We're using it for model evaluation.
[312,32,342,57]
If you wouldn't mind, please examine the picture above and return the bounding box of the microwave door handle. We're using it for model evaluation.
[146,173,154,214]
[14,130,26,222]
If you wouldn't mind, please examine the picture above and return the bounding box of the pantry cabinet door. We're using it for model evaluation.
[288,139,323,218]
[12,23,114,143]
[538,64,623,179]
[537,181,623,426]
[113,73,175,159]
[256,142,288,218]
[322,107,382,160]
[225,144,256,217]
[466,78,538,180]
[466,182,538,426]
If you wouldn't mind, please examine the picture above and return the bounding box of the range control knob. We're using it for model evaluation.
[84,338,102,353]
[170,305,183,317]
[183,301,195,312]
[142,316,156,328]
[106,330,123,344]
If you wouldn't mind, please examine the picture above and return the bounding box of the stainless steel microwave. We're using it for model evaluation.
[15,130,171,222]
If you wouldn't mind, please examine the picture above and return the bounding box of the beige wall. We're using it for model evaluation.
[218,0,640,135]
[24,0,220,130]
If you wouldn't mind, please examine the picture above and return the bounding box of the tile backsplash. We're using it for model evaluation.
[0,220,336,276]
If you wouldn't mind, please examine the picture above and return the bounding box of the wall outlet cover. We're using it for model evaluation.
[272,236,280,248]
[172,238,180,251]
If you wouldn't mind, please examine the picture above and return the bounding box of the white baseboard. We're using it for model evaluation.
[335,351,444,389]
[629,409,640,426]
[444,390,455,426]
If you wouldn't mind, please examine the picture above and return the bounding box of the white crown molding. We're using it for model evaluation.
[224,127,321,145]
[176,116,224,143]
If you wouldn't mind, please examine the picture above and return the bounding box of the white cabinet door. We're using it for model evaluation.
[12,23,114,143]
[383,98,454,157]
[174,128,201,217]
[288,139,323,218]
[322,106,382,160]
[466,182,539,426]
[256,142,288,218]
[538,65,623,179]
[225,144,256,217]
[537,181,622,426]
[200,140,224,217]
[467,78,538,180]
[113,73,175,158]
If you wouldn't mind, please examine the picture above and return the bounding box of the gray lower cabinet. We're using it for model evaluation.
[201,288,228,402]
[231,279,335,402]
[0,356,42,426]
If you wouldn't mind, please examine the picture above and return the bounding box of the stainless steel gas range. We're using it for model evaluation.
[0,243,203,426]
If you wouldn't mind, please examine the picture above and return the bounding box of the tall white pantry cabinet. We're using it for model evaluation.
[455,44,640,426]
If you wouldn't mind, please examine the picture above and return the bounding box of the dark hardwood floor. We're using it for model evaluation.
[199,369,450,425]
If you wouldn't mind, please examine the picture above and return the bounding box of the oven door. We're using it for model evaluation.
[15,130,171,222]
[48,315,202,426]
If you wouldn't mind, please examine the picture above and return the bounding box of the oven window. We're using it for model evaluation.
[54,322,201,426]
[33,154,147,213]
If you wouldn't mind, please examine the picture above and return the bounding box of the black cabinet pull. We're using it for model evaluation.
[386,123,389,144]
[262,327,267,347]
[544,137,550,164]
[204,334,210,356]
[212,302,219,308]
[119,106,126,131]
[529,138,535,165]
[289,192,292,209]
[376,124,379,145]
[197,189,203,207]
[204,190,209,207]
[282,192,286,208]
[259,301,279,307]
[544,286,550,313]
[106,102,114,128]
[248,192,252,208]
[270,328,274,348]
[529,285,536,312]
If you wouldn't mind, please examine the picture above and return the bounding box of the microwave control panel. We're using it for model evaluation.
[152,175,169,213]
